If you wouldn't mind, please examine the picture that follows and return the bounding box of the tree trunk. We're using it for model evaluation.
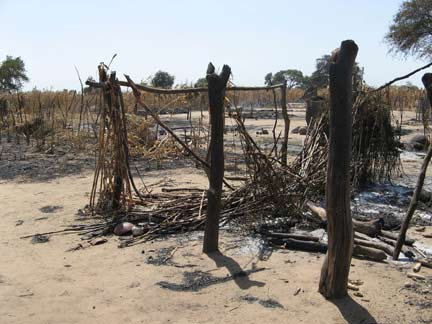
[393,73,432,260]
[319,40,358,299]
[203,63,231,253]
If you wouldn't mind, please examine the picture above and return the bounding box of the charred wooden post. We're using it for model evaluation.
[203,63,231,253]
[393,73,432,260]
[109,72,124,210]
[319,40,358,299]
[280,80,289,166]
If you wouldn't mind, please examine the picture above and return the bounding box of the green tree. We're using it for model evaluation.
[309,55,332,89]
[309,54,363,89]
[194,77,207,88]
[264,72,273,86]
[151,70,175,89]
[0,56,29,92]
[264,69,308,88]
[385,0,432,59]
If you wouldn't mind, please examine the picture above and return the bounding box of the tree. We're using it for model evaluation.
[385,0,432,59]
[0,56,29,92]
[194,77,208,88]
[264,72,273,86]
[309,55,363,90]
[151,71,175,89]
[264,69,308,88]
[310,55,332,89]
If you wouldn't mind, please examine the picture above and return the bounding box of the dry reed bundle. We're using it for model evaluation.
[293,90,402,194]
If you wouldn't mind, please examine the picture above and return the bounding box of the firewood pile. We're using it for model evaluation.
[264,201,431,266]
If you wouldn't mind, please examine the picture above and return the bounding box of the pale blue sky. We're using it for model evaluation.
[0,0,427,90]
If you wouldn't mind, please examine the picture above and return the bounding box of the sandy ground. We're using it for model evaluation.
[1,109,432,324]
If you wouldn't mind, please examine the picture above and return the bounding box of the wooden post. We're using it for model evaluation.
[393,73,432,260]
[109,72,124,210]
[203,63,231,253]
[319,40,358,299]
[280,80,289,166]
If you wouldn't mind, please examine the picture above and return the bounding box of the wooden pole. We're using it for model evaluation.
[280,80,289,166]
[109,72,123,210]
[203,63,231,253]
[393,73,432,260]
[319,40,358,299]
[86,79,283,95]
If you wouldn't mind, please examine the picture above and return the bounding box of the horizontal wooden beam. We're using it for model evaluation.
[85,79,284,94]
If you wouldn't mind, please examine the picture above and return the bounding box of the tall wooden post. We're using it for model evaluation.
[393,73,432,260]
[319,40,358,299]
[109,72,124,210]
[203,63,231,253]
[280,80,289,166]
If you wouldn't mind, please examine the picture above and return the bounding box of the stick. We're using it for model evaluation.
[373,62,432,92]
[161,187,205,192]
[393,74,432,260]
[198,190,205,219]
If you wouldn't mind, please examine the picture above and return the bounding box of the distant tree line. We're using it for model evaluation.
[264,55,363,93]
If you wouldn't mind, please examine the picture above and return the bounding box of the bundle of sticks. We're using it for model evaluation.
[292,90,402,199]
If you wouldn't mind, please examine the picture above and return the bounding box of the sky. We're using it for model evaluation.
[0,0,427,91]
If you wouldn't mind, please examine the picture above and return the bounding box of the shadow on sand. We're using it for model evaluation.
[207,250,265,290]
[330,295,377,324]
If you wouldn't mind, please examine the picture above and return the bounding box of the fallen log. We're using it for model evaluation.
[381,230,414,246]
[407,273,426,280]
[352,245,387,262]
[270,238,387,262]
[377,236,418,259]
[269,238,327,253]
[354,231,374,241]
[377,236,415,257]
[353,219,382,237]
[306,203,415,245]
[353,238,394,256]
[377,235,396,246]
[263,231,320,242]
[306,201,383,237]
[413,262,422,273]
[417,258,432,269]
